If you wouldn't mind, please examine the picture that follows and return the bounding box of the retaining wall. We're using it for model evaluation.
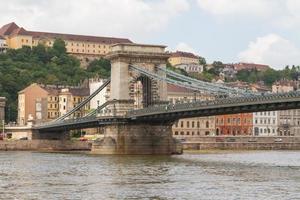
[182,136,300,150]
[0,140,91,151]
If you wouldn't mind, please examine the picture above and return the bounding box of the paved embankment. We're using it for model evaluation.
[0,140,91,151]
[182,136,300,150]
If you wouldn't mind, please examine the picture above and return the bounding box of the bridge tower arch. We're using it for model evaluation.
[106,43,170,115]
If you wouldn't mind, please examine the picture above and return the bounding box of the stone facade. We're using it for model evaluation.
[106,43,170,115]
[92,123,176,155]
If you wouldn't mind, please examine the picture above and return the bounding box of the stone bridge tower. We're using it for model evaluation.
[91,43,178,155]
[106,43,170,115]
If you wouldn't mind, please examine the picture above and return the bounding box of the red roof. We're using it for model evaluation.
[0,22,19,36]
[0,22,132,44]
[233,62,269,71]
[167,84,195,93]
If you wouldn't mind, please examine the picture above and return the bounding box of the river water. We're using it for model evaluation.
[0,151,299,200]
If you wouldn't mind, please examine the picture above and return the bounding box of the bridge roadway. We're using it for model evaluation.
[35,91,300,132]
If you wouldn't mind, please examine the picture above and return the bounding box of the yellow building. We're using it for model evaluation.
[167,84,216,137]
[168,51,200,66]
[0,22,132,65]
[18,83,90,125]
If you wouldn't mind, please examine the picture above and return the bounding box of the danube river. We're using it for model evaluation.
[0,151,299,200]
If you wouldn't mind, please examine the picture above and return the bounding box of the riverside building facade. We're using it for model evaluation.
[18,83,89,125]
[167,84,216,137]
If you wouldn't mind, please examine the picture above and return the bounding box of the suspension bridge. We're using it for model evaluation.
[33,43,300,155]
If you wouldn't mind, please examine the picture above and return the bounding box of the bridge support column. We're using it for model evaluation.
[92,123,180,155]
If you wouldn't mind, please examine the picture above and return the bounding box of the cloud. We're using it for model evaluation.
[0,0,190,41]
[196,0,281,17]
[174,42,198,54]
[238,34,300,69]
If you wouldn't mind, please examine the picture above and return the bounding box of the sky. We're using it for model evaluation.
[1,0,300,69]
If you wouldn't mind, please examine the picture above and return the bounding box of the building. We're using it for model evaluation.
[89,78,109,110]
[0,97,6,122]
[168,51,203,73]
[0,35,8,53]
[253,111,279,136]
[18,83,89,125]
[272,80,299,93]
[233,62,270,72]
[215,113,253,135]
[174,63,203,73]
[220,64,237,80]
[167,84,216,137]
[0,22,132,65]
[272,80,300,136]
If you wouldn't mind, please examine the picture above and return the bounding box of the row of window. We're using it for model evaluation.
[254,118,276,125]
[48,96,85,103]
[216,118,252,125]
[254,111,276,116]
[68,48,106,54]
[174,131,210,136]
[254,127,276,134]
[216,128,252,135]
[174,121,210,128]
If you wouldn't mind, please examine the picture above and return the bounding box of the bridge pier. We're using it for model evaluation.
[92,123,180,155]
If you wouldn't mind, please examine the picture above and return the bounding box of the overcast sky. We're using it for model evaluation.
[1,0,300,69]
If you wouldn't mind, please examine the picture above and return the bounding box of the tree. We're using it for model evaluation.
[52,38,67,55]
[199,57,206,66]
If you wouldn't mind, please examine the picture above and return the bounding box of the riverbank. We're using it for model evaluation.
[182,136,300,150]
[0,136,300,152]
[0,140,91,151]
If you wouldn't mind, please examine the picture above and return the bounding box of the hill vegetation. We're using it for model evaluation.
[0,39,110,121]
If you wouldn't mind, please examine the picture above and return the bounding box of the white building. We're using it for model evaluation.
[253,111,279,136]
[89,78,109,110]
[174,63,203,73]
[0,36,7,53]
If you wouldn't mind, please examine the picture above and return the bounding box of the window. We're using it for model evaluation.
[186,131,190,135]
[206,121,209,128]
[181,121,184,128]
[197,121,200,128]
[174,131,178,135]
[180,131,184,135]
[63,98,66,102]
[63,106,66,110]
[187,121,190,128]
[192,121,195,128]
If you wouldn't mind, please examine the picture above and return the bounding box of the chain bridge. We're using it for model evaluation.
[33,43,300,155]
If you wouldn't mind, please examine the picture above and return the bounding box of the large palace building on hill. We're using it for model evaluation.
[0,22,132,66]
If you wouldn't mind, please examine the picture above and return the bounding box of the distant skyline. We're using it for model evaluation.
[1,0,300,69]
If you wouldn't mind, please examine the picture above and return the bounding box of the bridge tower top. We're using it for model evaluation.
[106,43,170,116]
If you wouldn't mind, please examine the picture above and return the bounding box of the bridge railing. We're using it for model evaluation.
[127,91,300,117]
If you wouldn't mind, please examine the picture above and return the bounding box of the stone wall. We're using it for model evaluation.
[92,123,175,155]
[0,140,91,151]
[182,136,300,150]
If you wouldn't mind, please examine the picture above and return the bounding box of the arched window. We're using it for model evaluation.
[206,121,209,128]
